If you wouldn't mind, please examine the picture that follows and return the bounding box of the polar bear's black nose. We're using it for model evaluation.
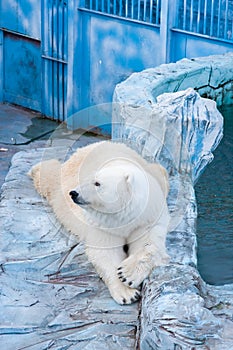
[69,190,79,202]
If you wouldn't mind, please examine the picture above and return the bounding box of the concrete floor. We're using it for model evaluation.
[0,103,107,189]
[0,104,56,188]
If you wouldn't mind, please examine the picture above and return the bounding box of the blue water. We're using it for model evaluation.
[196,105,233,285]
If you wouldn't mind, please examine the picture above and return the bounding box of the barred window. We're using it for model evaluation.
[83,0,161,25]
[176,0,233,41]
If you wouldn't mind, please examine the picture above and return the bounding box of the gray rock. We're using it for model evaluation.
[140,264,233,350]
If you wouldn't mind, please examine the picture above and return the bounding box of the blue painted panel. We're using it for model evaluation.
[170,31,187,62]
[171,30,233,62]
[185,34,233,58]
[71,10,160,131]
[0,0,41,39]
[3,33,41,111]
[67,103,112,135]
[0,30,3,102]
[89,15,161,105]
[90,16,160,105]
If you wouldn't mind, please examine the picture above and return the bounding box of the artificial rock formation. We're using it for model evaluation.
[1,53,233,349]
[113,83,233,348]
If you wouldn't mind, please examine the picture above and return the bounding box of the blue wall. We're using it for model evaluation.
[0,0,41,39]
[70,9,161,131]
[0,1,41,111]
[3,33,41,111]
[0,0,233,133]
[171,30,233,62]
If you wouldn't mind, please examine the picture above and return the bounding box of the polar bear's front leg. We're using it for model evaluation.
[117,229,169,289]
[85,245,141,305]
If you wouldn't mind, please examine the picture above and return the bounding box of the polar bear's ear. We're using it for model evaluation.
[124,173,133,185]
[147,163,169,197]
[125,173,133,192]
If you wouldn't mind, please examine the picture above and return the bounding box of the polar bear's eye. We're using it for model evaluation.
[94,181,101,187]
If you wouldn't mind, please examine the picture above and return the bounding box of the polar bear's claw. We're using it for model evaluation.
[118,268,134,287]
[120,288,141,304]
[109,281,141,304]
[117,255,150,289]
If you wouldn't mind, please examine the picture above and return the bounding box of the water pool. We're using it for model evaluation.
[196,105,233,285]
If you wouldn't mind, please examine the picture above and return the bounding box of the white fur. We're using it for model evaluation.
[29,141,170,304]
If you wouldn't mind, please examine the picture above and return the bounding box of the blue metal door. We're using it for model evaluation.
[41,0,68,122]
[69,0,162,131]
[0,1,41,111]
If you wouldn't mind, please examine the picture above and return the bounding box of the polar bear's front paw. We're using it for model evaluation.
[109,281,140,305]
[117,255,151,289]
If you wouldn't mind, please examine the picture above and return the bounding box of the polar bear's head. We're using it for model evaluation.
[69,160,150,230]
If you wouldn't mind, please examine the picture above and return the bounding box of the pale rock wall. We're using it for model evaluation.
[113,54,233,349]
[113,52,233,108]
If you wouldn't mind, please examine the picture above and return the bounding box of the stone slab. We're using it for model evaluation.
[0,149,139,350]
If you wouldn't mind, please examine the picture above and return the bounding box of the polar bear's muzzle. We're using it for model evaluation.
[69,190,89,206]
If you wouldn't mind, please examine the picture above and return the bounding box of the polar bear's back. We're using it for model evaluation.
[65,141,169,197]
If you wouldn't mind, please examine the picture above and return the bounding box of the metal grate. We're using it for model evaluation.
[82,0,161,25]
[41,0,68,121]
[177,0,233,41]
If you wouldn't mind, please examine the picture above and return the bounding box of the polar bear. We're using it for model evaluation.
[29,141,170,304]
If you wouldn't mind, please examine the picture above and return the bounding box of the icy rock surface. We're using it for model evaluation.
[0,150,139,350]
[1,85,233,349]
[113,88,233,349]
[113,52,233,107]
[113,88,223,183]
